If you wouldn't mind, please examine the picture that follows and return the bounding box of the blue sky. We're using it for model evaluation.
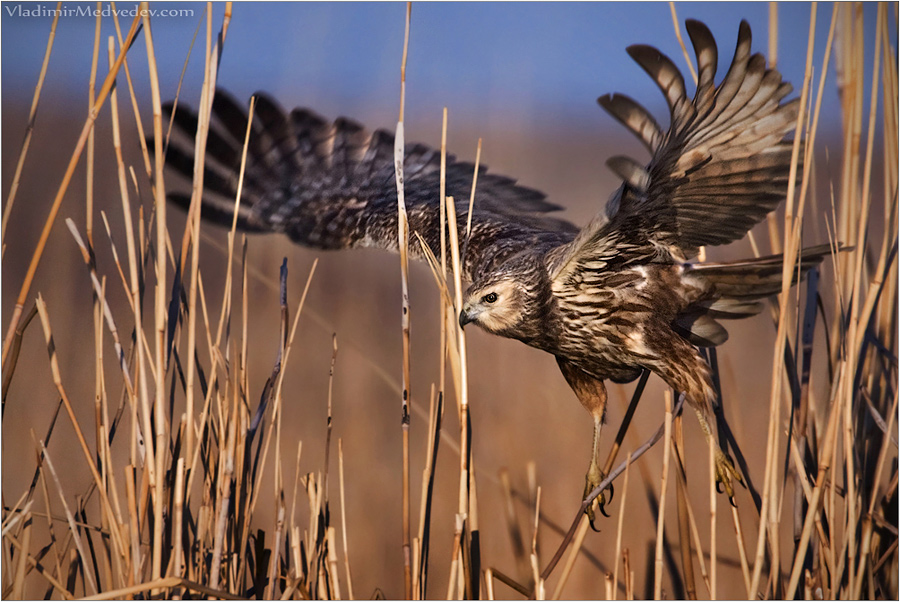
[1,2,883,139]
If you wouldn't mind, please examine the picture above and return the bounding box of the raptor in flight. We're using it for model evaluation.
[165,20,830,520]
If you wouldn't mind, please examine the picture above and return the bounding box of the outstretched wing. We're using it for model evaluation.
[549,19,798,282]
[163,91,578,281]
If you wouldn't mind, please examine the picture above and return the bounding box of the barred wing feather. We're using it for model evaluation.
[163,91,578,282]
[551,19,799,283]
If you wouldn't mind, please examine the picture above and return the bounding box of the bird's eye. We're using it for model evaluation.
[482,292,498,304]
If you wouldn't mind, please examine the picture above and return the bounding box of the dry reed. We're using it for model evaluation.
[1,3,895,600]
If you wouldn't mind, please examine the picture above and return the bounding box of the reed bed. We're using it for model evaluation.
[1,2,896,599]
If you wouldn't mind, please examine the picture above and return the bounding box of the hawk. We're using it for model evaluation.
[164,20,829,521]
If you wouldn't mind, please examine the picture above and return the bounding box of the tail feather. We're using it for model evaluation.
[701,298,765,319]
[690,243,836,299]
[673,312,730,347]
[675,243,840,347]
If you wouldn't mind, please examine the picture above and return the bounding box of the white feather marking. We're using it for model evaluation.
[634,266,649,291]
[625,328,650,355]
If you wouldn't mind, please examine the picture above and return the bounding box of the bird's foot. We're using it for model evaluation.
[583,466,614,530]
[714,448,743,503]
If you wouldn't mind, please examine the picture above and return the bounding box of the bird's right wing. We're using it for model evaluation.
[163,91,578,282]
[549,20,799,284]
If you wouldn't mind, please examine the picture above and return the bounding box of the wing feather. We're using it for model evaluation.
[551,19,798,283]
[686,19,718,114]
[596,94,663,153]
[162,90,577,281]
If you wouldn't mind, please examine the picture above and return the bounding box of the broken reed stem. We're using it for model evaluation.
[395,4,413,597]
[251,260,318,519]
[324,334,338,497]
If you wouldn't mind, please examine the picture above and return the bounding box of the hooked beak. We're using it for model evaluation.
[459,307,474,329]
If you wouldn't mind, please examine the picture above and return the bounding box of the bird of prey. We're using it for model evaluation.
[164,19,830,521]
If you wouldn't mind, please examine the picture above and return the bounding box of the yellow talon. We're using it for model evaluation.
[714,449,743,501]
[583,470,613,530]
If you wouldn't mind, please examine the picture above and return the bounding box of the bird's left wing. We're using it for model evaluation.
[549,19,799,284]
[162,91,578,281]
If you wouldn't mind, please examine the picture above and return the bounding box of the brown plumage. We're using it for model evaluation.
[163,19,833,521]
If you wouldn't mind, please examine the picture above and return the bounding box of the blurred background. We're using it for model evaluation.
[1,2,886,599]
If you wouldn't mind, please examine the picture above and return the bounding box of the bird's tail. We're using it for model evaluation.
[692,243,837,301]
[674,243,839,346]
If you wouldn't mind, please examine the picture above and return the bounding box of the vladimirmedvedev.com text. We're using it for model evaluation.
[4,4,194,18]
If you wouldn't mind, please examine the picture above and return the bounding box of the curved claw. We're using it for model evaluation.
[585,501,603,532]
[713,449,742,499]
[583,480,613,530]
[598,500,612,518]
[729,494,739,509]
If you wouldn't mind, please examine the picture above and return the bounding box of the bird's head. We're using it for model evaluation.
[459,248,556,342]
[459,274,529,337]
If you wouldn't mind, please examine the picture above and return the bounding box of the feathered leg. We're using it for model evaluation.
[557,358,612,526]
